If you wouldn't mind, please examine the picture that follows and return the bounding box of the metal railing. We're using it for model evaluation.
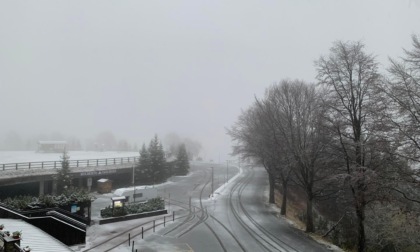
[0,156,139,171]
[0,203,86,245]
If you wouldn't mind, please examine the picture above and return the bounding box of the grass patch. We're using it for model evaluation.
[273,189,345,252]
[274,189,306,230]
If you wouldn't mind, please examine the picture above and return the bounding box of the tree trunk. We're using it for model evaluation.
[356,204,366,252]
[268,173,275,204]
[306,195,314,232]
[280,182,287,215]
[353,181,366,252]
[355,143,366,252]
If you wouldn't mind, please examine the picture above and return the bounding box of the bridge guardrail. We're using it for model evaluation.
[0,156,139,171]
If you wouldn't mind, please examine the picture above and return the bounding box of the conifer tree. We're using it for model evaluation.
[55,149,72,193]
[135,143,151,184]
[175,143,190,175]
[148,135,167,183]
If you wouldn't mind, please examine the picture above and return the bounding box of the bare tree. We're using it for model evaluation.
[372,34,420,206]
[386,36,420,161]
[163,133,202,160]
[228,104,284,205]
[229,79,336,230]
[258,80,334,232]
[252,97,295,211]
[315,41,383,252]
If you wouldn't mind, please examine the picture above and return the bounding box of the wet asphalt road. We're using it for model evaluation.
[128,163,329,252]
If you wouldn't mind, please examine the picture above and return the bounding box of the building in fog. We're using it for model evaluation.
[37,141,67,153]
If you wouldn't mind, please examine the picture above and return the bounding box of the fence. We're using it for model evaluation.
[0,156,139,171]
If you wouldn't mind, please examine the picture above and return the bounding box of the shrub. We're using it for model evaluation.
[2,196,32,210]
[100,197,165,218]
[0,189,94,210]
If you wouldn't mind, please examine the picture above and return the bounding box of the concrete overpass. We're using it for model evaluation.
[0,156,139,198]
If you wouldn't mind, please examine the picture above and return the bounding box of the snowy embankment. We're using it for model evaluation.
[264,188,344,252]
[0,151,139,164]
[208,165,243,201]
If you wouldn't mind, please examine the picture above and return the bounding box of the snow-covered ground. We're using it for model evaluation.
[73,166,238,251]
[207,165,242,201]
[0,151,139,164]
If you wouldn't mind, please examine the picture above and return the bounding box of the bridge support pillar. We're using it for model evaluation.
[39,180,45,196]
[87,177,93,192]
[52,180,58,195]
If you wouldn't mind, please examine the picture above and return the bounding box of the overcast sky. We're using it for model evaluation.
[1,0,419,161]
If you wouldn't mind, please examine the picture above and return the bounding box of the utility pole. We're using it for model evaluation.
[132,165,136,202]
[211,166,214,198]
[132,164,135,185]
[226,160,229,184]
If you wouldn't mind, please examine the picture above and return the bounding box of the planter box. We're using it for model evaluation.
[99,209,167,225]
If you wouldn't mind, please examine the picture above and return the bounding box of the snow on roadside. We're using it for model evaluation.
[207,166,243,201]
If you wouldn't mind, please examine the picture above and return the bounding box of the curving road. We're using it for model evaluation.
[84,163,329,252]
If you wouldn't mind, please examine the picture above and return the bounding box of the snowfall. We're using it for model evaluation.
[0,152,343,251]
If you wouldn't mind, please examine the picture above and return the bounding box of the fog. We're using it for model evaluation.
[1,0,419,161]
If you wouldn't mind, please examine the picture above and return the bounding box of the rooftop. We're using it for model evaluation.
[37,141,67,145]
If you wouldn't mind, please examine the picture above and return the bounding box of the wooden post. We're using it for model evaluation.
[142,227,144,239]
[153,220,155,232]
[173,211,175,221]
[128,233,130,246]
[96,159,99,166]
[164,216,166,227]
[29,163,31,169]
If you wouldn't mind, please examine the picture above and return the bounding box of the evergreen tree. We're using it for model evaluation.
[55,149,72,193]
[135,144,151,184]
[175,143,190,175]
[148,135,167,183]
